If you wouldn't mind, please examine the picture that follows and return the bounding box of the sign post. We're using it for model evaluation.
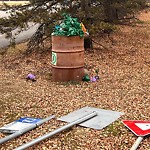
[122,120,150,150]
[130,136,144,150]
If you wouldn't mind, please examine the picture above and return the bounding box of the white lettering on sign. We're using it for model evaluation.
[135,123,150,130]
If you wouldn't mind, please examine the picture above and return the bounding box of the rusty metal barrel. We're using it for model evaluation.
[51,36,84,82]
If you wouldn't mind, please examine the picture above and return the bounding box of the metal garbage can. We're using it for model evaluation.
[51,36,84,82]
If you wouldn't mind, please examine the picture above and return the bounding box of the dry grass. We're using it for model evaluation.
[0,10,150,150]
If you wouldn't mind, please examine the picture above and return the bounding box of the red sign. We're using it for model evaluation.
[122,120,150,136]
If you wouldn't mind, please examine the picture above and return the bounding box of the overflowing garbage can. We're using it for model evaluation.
[51,14,85,82]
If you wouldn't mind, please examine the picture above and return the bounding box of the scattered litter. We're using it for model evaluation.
[90,76,97,82]
[26,73,36,82]
[95,75,100,80]
[82,68,100,82]
[82,74,90,82]
[80,22,88,34]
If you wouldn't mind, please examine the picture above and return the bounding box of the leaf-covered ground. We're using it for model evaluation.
[0,9,150,150]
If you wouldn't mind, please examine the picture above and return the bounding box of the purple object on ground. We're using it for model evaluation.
[95,75,100,80]
[90,77,97,82]
[27,74,35,80]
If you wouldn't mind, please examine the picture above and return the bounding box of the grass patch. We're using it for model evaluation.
[102,121,124,136]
